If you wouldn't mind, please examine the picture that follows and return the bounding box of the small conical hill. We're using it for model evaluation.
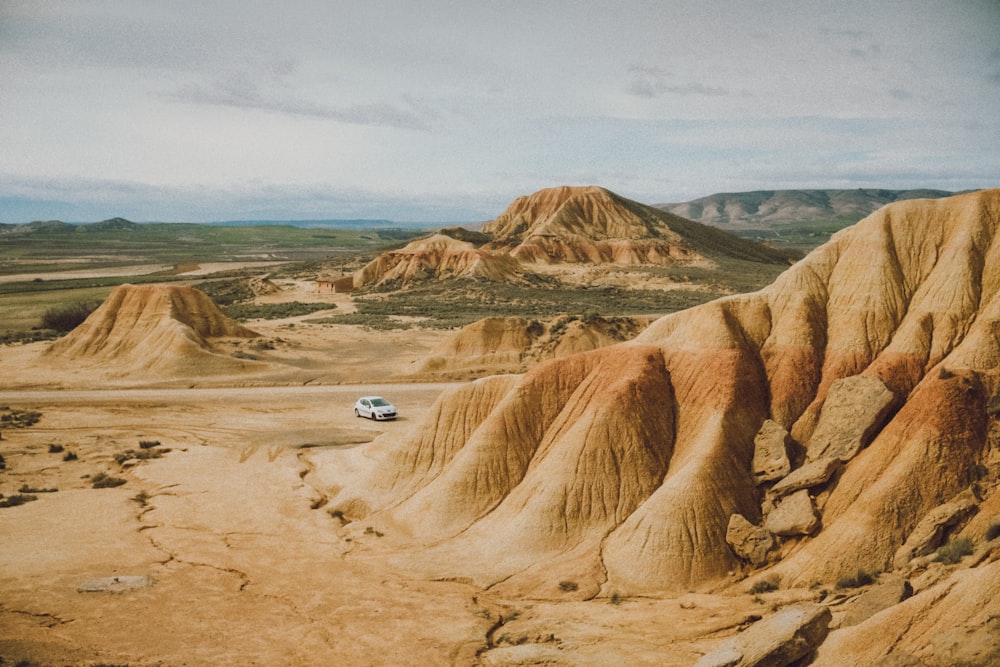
[47,283,260,376]
[328,189,1000,600]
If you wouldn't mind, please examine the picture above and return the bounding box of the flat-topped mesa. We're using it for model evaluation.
[46,283,259,375]
[330,189,1000,597]
[482,185,791,266]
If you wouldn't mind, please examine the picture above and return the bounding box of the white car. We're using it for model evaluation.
[354,396,397,421]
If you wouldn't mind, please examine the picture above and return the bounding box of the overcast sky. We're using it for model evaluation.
[1,1,998,223]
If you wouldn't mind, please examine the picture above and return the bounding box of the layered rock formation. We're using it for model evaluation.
[353,233,521,288]
[483,185,791,266]
[416,314,649,377]
[355,186,792,287]
[46,283,260,375]
[331,189,1000,608]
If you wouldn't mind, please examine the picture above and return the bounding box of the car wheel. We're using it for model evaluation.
[354,408,360,418]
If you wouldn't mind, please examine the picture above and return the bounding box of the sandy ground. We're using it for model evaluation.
[0,385,788,666]
[0,281,779,666]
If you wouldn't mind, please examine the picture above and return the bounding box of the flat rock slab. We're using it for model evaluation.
[770,457,840,498]
[695,603,832,667]
[765,490,820,537]
[77,575,154,593]
[806,375,895,462]
[727,514,775,567]
[837,575,912,628]
[753,420,792,484]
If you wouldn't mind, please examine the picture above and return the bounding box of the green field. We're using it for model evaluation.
[0,219,797,339]
[0,222,422,337]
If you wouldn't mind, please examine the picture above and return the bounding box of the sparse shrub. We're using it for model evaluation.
[40,300,100,332]
[63,451,78,461]
[114,446,168,465]
[0,452,5,469]
[748,579,779,594]
[364,526,384,537]
[48,443,65,453]
[132,491,150,507]
[0,493,38,507]
[836,568,875,589]
[558,580,579,592]
[986,521,1000,542]
[935,536,974,564]
[91,472,127,489]
[0,409,42,428]
[609,592,622,605]
[19,484,57,493]
[938,367,956,380]
[138,440,161,449]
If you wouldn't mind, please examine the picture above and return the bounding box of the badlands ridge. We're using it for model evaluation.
[328,188,1000,663]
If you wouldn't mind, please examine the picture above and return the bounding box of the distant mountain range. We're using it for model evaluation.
[0,217,437,232]
[2,189,971,242]
[656,188,957,228]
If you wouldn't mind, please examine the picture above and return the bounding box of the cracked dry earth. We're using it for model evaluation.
[0,388,493,665]
[0,388,776,666]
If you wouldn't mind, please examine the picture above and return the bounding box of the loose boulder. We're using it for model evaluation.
[694,603,832,667]
[752,420,793,484]
[806,374,896,462]
[727,514,775,567]
[765,490,820,537]
[892,488,980,569]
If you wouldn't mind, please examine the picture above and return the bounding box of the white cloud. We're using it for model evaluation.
[0,0,997,221]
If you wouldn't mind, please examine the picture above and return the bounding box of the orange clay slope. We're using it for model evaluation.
[329,188,1000,597]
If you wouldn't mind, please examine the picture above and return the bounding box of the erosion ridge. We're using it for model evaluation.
[330,189,1000,607]
[354,186,792,287]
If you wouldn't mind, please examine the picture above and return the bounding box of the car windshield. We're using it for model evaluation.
[369,398,391,407]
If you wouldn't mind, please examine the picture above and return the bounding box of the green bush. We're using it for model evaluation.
[223,301,334,321]
[935,536,974,564]
[40,300,100,332]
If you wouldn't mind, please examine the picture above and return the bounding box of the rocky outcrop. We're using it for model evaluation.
[694,603,832,667]
[727,515,775,567]
[765,490,820,537]
[353,234,522,287]
[805,375,897,461]
[752,420,793,484]
[415,315,649,377]
[769,458,840,499]
[892,488,980,569]
[837,575,913,628]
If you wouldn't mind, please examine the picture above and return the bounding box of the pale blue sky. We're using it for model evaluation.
[1,0,998,222]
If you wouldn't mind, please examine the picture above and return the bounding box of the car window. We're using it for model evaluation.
[361,399,370,408]
[370,398,390,407]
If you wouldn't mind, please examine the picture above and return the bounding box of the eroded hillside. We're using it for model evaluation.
[327,190,1000,661]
